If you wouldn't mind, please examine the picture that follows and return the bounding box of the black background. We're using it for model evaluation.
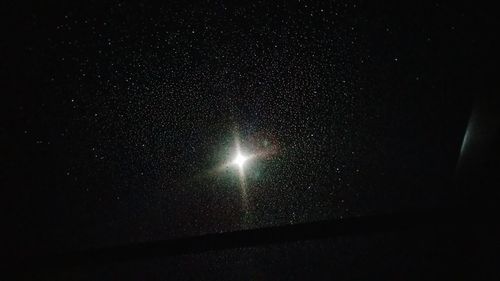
[1,1,498,279]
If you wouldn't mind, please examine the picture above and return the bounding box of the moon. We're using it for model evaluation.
[232,151,249,169]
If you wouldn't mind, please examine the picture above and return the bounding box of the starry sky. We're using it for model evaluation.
[2,1,487,257]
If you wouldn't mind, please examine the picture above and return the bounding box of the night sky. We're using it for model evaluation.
[2,1,489,258]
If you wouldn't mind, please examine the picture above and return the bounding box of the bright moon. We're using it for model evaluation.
[232,152,249,169]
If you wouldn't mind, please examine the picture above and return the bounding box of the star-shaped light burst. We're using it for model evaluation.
[232,151,249,170]
[227,139,255,212]
[211,131,278,216]
[230,141,254,177]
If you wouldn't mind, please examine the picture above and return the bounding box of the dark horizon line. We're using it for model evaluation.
[12,205,465,270]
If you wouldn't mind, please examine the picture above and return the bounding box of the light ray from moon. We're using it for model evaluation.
[229,137,254,213]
